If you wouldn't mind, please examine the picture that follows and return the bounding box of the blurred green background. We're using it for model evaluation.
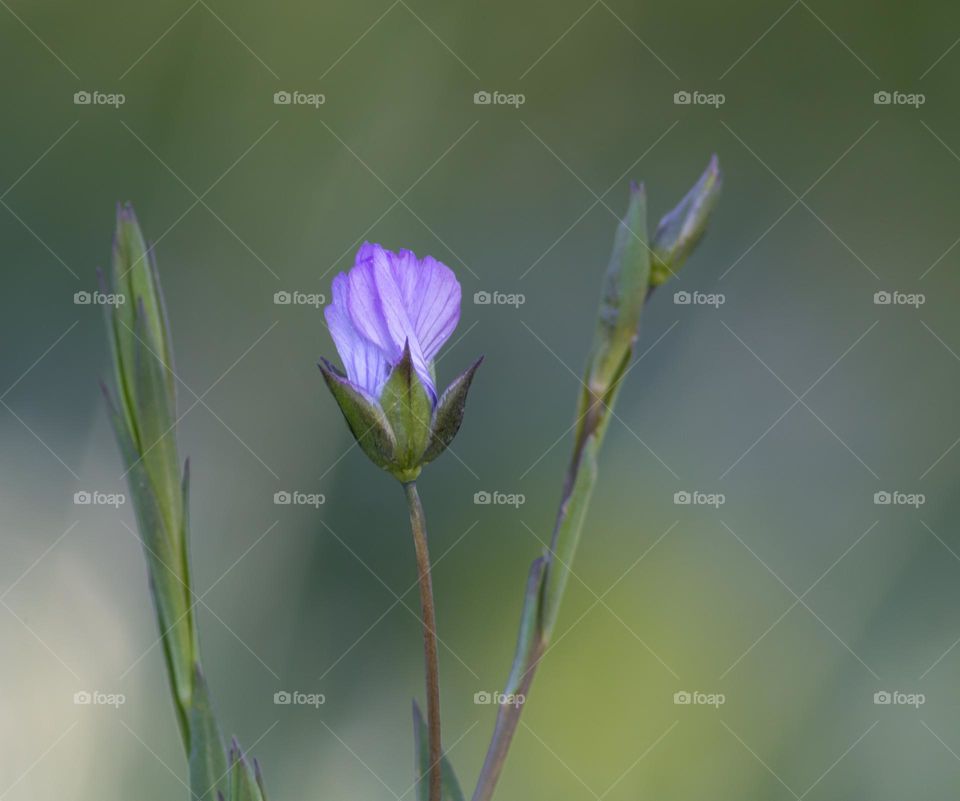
[2,0,960,798]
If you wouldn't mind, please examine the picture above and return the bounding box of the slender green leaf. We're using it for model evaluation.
[503,557,546,696]
[101,381,193,741]
[189,665,228,801]
[540,435,599,637]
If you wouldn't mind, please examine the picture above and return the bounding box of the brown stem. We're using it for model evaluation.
[405,481,442,801]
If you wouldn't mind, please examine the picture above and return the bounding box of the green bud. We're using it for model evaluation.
[586,181,650,399]
[320,345,482,482]
[650,155,722,286]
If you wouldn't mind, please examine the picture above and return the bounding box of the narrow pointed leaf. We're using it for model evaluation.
[540,434,600,637]
[132,304,183,544]
[189,665,229,801]
[422,356,482,465]
[112,202,175,402]
[101,380,193,741]
[503,557,547,696]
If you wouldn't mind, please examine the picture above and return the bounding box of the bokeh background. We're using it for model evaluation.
[2,0,960,798]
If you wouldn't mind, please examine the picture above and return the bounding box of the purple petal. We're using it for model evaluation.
[343,251,397,359]
[332,243,461,399]
[325,273,391,397]
[398,253,460,362]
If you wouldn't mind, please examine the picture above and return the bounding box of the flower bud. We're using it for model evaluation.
[650,154,722,286]
[320,244,481,482]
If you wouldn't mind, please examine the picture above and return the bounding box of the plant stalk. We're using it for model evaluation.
[404,481,442,801]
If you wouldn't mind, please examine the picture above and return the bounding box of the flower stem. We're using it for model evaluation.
[404,481,442,801]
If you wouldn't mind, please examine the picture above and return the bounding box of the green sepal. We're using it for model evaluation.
[650,155,722,286]
[189,664,229,801]
[318,358,398,469]
[413,700,466,801]
[379,343,433,481]
[421,356,483,466]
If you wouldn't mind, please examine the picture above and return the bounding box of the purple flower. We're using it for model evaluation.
[325,243,461,400]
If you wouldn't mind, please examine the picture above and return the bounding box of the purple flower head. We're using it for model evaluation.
[325,243,461,400]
